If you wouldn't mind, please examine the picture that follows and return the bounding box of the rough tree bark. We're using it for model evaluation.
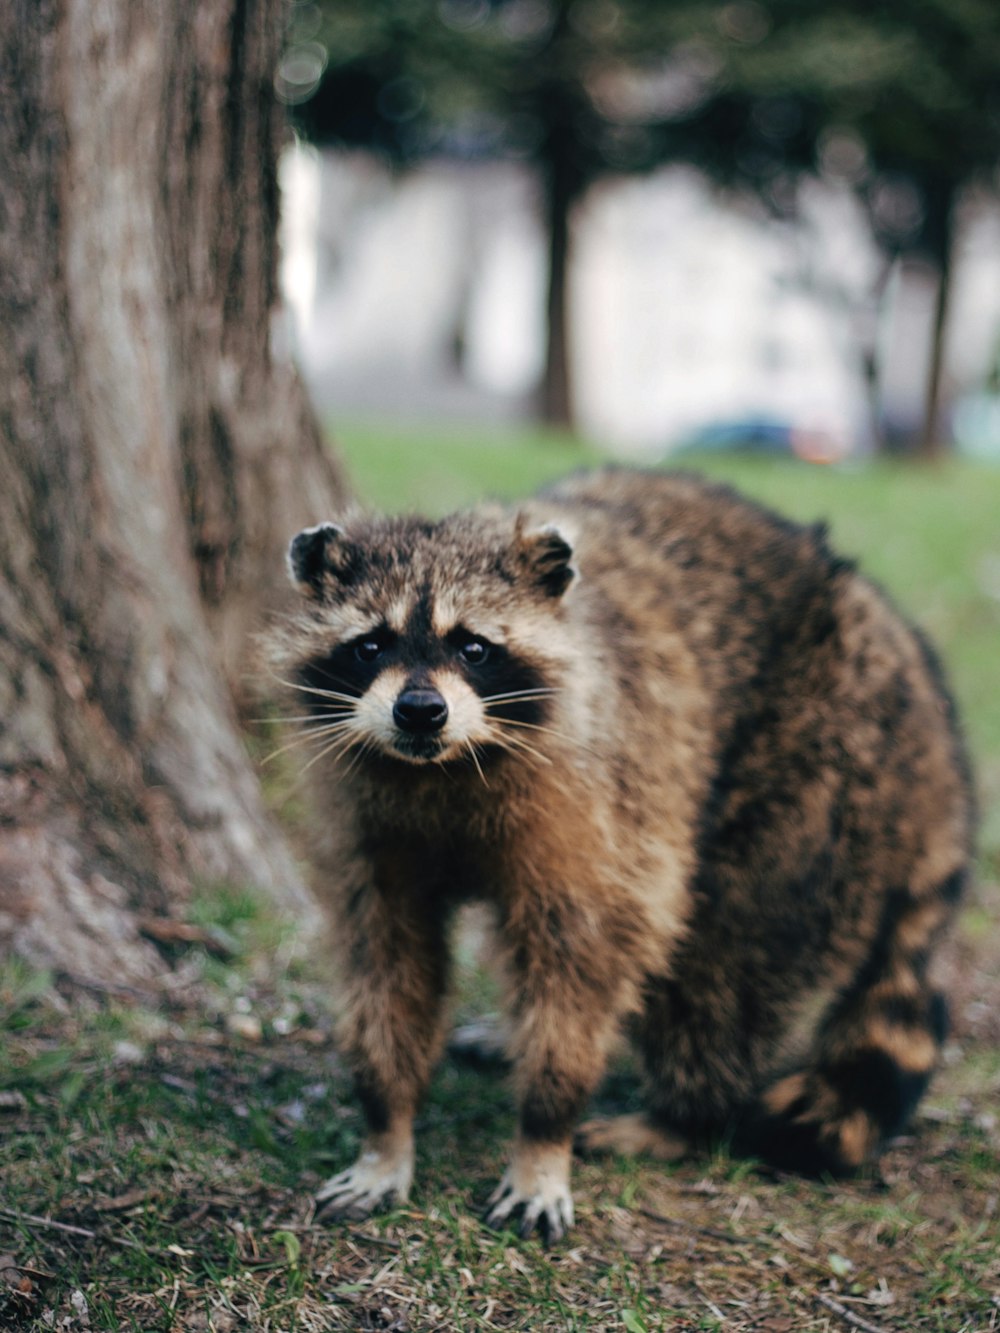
[0,0,347,982]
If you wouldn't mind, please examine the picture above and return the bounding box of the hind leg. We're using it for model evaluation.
[575,981,752,1164]
[574,1112,691,1161]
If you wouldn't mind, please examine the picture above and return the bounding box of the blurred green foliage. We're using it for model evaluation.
[285,0,1000,442]
[286,0,1000,248]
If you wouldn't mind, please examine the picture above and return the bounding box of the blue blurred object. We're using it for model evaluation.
[671,415,857,465]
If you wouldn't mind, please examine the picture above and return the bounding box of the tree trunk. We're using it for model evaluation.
[0,0,346,982]
[535,0,587,432]
[540,151,576,429]
[918,178,958,460]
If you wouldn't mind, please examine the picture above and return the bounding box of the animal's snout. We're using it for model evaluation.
[393,688,449,735]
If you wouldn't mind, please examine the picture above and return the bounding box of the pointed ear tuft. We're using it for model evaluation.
[515,520,576,598]
[287,522,356,595]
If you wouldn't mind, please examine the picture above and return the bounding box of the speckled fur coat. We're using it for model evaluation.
[264,469,974,1243]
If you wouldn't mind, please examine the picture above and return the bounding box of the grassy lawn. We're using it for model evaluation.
[1,422,998,1331]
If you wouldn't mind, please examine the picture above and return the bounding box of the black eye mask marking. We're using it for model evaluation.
[299,628,397,716]
[446,628,551,727]
[352,627,397,665]
[298,619,554,738]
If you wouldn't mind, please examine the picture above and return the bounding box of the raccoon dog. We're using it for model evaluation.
[266,469,973,1243]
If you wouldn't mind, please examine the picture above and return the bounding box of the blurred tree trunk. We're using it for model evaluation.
[539,147,576,430]
[0,0,347,982]
[918,178,958,459]
[535,0,587,432]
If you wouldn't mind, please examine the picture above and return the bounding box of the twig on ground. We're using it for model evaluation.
[0,1206,98,1241]
[815,1290,892,1333]
[638,1207,775,1248]
[0,1205,183,1261]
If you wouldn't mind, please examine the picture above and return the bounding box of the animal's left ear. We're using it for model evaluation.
[514,519,577,598]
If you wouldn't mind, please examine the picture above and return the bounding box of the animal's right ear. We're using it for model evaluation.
[513,519,577,598]
[287,522,357,596]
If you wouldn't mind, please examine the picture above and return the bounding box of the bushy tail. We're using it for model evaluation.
[742,989,947,1175]
[740,872,963,1175]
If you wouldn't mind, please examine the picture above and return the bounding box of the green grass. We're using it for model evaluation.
[2,419,999,1330]
[329,416,601,514]
[2,911,998,1329]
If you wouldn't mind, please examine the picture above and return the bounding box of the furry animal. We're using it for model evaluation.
[265,469,973,1243]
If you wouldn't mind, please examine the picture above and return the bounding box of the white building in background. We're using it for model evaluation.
[570,170,877,451]
[279,145,1000,455]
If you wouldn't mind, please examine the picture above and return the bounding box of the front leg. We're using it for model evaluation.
[316,853,451,1221]
[315,1116,415,1220]
[485,1137,574,1242]
[484,877,654,1244]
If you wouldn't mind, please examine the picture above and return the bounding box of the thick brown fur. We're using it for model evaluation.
[263,469,974,1242]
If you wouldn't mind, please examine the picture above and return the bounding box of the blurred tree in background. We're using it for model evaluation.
[283,0,1000,449]
[684,0,1000,454]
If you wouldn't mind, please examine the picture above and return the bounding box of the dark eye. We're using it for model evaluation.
[459,639,490,666]
[354,639,384,664]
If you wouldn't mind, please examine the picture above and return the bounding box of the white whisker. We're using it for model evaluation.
[466,741,490,788]
[339,734,380,781]
[261,720,355,765]
[272,675,361,705]
[493,716,601,760]
[278,715,355,733]
[481,687,558,705]
[251,713,355,726]
[297,726,364,774]
[487,730,553,768]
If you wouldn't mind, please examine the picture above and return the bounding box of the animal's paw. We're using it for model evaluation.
[574,1113,689,1162]
[483,1142,574,1245]
[315,1143,413,1222]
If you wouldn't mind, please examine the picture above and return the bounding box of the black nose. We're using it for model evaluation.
[393,688,449,735]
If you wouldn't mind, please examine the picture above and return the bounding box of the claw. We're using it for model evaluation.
[315,1138,414,1222]
[519,1197,544,1240]
[482,1142,575,1245]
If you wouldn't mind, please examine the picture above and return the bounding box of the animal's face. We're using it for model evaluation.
[281,512,577,768]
